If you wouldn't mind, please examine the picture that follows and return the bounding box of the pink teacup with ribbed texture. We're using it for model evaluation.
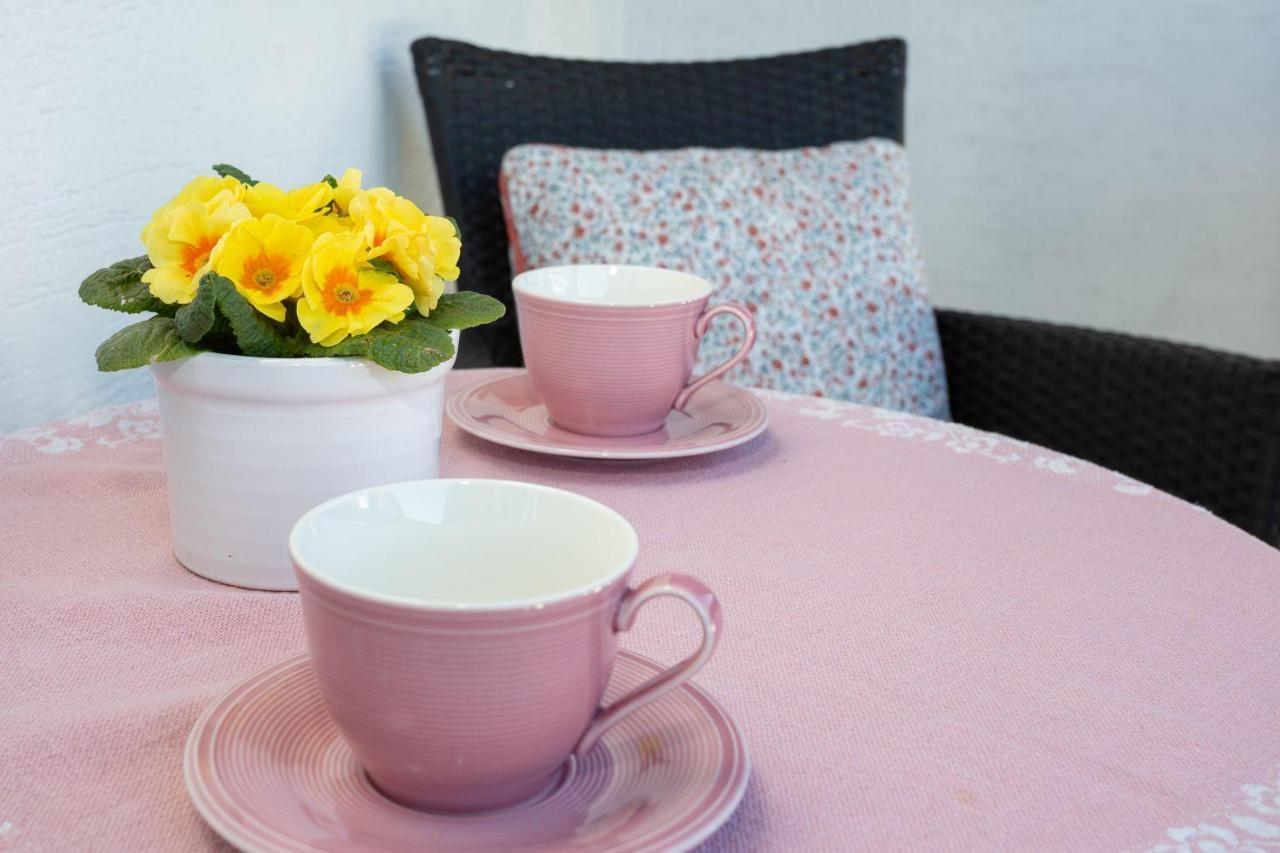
[514,264,756,436]
[289,479,721,813]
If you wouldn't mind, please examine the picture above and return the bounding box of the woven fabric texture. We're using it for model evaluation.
[3,378,1280,851]
[937,310,1280,545]
[412,37,1280,544]
[499,140,949,418]
[412,36,906,368]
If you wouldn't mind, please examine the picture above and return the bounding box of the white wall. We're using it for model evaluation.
[0,0,624,431]
[3,0,1277,431]
[622,0,1280,362]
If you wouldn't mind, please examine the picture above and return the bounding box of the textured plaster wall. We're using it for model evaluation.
[0,0,624,431]
[4,1,1278,431]
[622,0,1280,363]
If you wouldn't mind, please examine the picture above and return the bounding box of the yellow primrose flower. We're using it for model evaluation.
[348,189,464,314]
[332,168,363,215]
[244,181,334,222]
[424,216,461,282]
[409,215,462,314]
[141,198,250,304]
[305,213,352,238]
[139,175,245,253]
[211,214,314,321]
[411,269,446,315]
[298,232,414,346]
[347,187,426,262]
[148,175,244,219]
[389,215,460,315]
[383,229,438,308]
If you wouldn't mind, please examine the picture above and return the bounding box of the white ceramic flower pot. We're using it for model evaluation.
[147,330,459,591]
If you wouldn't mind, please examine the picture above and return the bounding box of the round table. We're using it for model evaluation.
[3,369,1278,852]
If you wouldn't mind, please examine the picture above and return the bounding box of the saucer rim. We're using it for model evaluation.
[184,650,751,853]
[445,370,769,460]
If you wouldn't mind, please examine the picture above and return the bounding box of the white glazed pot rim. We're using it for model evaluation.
[289,478,641,613]
[178,351,402,368]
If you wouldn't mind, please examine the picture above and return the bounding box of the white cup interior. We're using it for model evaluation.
[513,264,712,306]
[290,480,639,608]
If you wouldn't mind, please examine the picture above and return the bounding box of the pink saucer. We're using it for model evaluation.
[185,651,750,853]
[446,370,768,460]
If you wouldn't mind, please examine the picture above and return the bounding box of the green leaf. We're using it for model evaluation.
[173,275,219,342]
[211,163,258,185]
[364,320,455,372]
[422,291,505,330]
[79,256,176,317]
[175,273,300,355]
[95,316,202,371]
[204,274,301,357]
[306,315,455,373]
[366,257,400,278]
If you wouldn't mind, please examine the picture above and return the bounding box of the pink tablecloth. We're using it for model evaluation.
[3,369,1279,852]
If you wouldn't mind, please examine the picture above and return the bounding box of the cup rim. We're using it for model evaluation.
[288,478,640,612]
[512,263,712,308]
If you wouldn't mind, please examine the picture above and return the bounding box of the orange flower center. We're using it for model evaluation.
[241,252,292,297]
[321,267,373,315]
[181,235,219,276]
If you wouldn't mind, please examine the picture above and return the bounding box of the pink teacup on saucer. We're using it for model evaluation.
[513,264,756,436]
[289,479,722,813]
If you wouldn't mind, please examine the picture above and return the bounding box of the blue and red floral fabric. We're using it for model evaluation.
[500,140,949,419]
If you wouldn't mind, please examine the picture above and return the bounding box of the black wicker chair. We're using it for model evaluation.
[411,36,1280,546]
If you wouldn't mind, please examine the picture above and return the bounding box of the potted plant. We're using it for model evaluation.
[80,164,504,591]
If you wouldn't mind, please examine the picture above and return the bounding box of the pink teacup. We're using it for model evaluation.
[289,478,721,813]
[513,264,756,436]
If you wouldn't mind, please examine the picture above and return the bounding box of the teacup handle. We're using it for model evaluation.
[573,574,721,759]
[672,303,757,412]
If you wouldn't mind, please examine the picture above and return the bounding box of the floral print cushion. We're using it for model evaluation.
[499,139,950,419]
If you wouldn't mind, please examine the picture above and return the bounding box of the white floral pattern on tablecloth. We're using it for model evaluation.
[1,389,1192,514]
[0,375,1265,851]
[0,399,161,463]
[1148,765,1280,852]
[751,387,1194,507]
